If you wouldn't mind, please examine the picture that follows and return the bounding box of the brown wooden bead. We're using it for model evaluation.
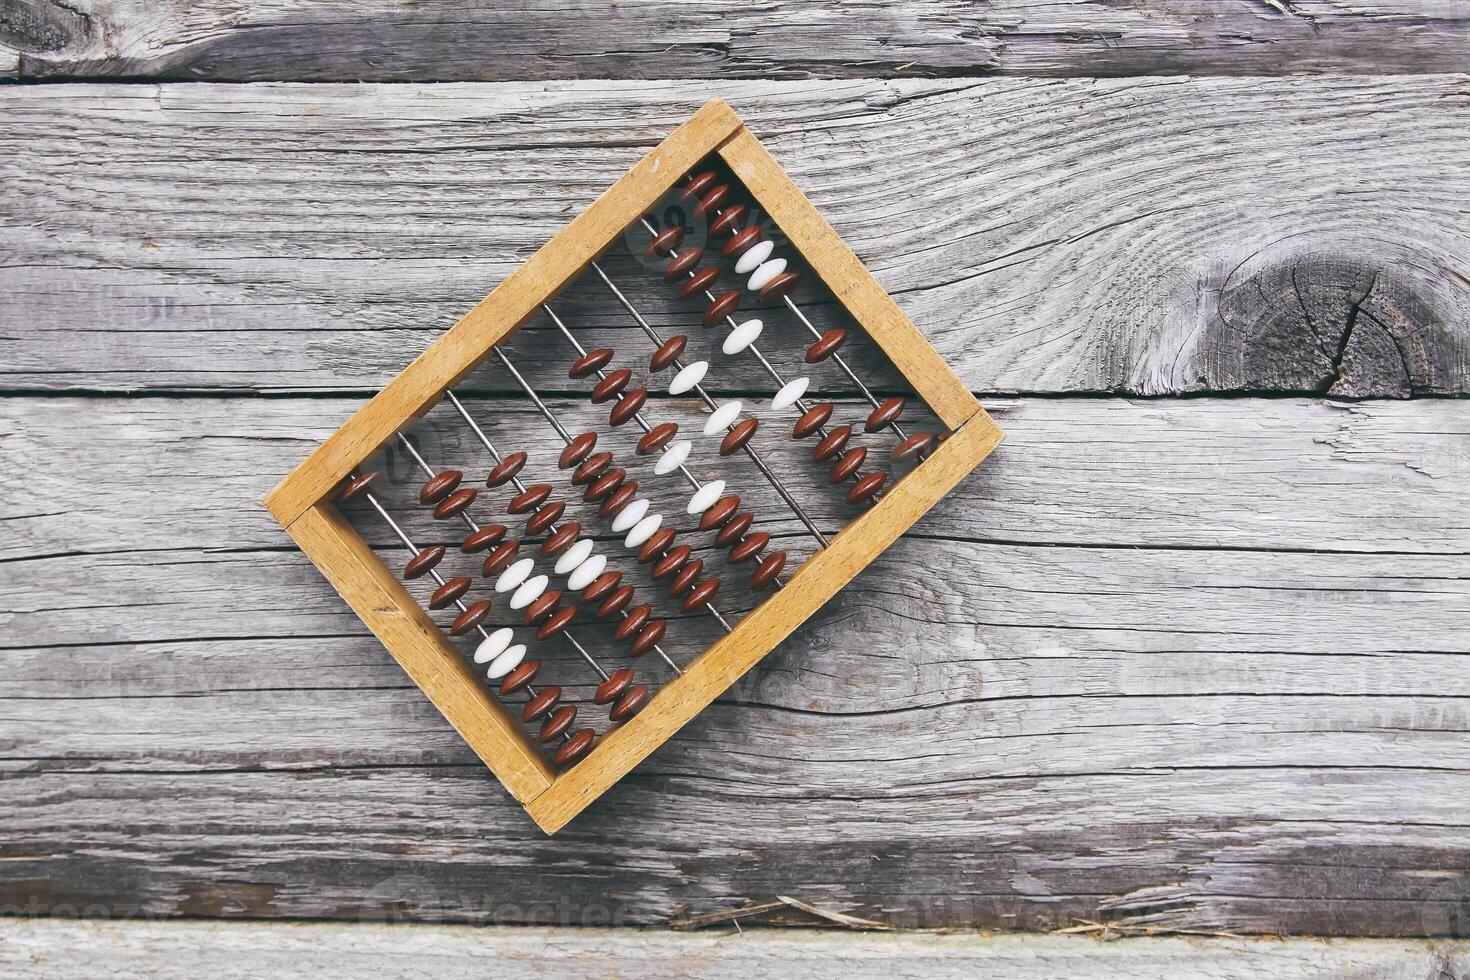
[812,425,853,463]
[649,335,687,373]
[434,487,478,520]
[609,388,648,426]
[594,667,634,705]
[709,203,747,237]
[719,418,758,457]
[553,728,596,767]
[698,495,741,531]
[571,451,612,486]
[805,328,847,363]
[429,576,472,610]
[404,546,445,580]
[523,589,562,626]
[539,522,582,558]
[507,483,552,514]
[526,500,565,535]
[680,171,718,202]
[652,544,691,580]
[793,402,833,439]
[729,532,769,564]
[866,396,906,432]
[677,266,720,300]
[631,619,666,657]
[486,452,527,487]
[703,290,741,327]
[481,540,520,577]
[695,183,730,217]
[668,558,704,598]
[499,660,539,696]
[893,431,939,462]
[449,599,492,636]
[722,225,763,258]
[714,512,754,548]
[584,468,625,503]
[646,226,684,257]
[568,347,614,379]
[681,578,720,613]
[610,685,651,722]
[522,686,561,723]
[829,446,868,483]
[664,246,704,281]
[461,523,508,553]
[847,471,887,505]
[759,271,802,303]
[599,480,639,519]
[636,422,679,455]
[419,469,462,505]
[581,570,623,605]
[539,704,577,743]
[613,604,653,641]
[558,432,597,469]
[596,585,635,621]
[337,471,379,503]
[590,368,632,403]
[535,605,577,641]
[751,550,787,590]
[638,528,676,563]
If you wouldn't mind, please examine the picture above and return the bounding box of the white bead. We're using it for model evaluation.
[722,318,764,356]
[495,556,534,593]
[611,497,649,533]
[747,258,787,292]
[486,643,526,680]
[567,553,606,592]
[703,400,743,437]
[668,360,708,395]
[553,538,594,575]
[624,512,663,548]
[735,240,774,275]
[473,627,514,665]
[687,479,726,515]
[655,440,692,475]
[509,574,548,611]
[771,376,810,411]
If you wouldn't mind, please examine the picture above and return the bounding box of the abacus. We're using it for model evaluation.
[264,99,1003,834]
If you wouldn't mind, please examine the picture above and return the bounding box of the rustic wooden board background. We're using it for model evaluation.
[2,0,1468,957]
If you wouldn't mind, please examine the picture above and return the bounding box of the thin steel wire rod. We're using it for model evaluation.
[588,259,830,550]
[488,348,740,633]
[394,432,612,681]
[436,394,687,673]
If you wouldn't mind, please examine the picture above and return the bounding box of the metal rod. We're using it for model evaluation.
[441,390,686,673]
[588,260,830,550]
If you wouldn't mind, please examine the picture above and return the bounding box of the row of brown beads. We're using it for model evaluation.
[696,492,789,591]
[646,208,743,331]
[568,347,649,428]
[339,472,593,766]
[689,173,938,461]
[684,171,803,304]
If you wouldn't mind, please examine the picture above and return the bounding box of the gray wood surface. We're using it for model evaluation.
[3,77,1467,398]
[3,18,1467,944]
[3,920,1468,980]
[4,394,1466,935]
[4,1,1470,82]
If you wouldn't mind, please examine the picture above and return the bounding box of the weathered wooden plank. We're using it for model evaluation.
[4,396,1465,562]
[3,1,1469,82]
[2,920,1467,980]
[2,78,1466,396]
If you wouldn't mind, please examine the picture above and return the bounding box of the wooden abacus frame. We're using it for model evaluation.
[263,98,1003,834]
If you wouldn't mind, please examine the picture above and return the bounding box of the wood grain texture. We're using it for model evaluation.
[3,1,1469,82]
[3,77,1465,397]
[2,394,1465,934]
[2,920,1468,980]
